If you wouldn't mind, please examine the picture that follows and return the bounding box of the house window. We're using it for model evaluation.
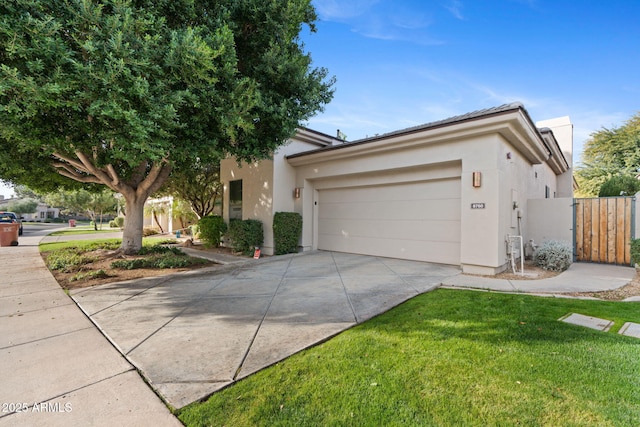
[545,185,550,199]
[229,179,243,220]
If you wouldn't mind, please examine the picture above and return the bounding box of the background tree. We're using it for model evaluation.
[161,159,223,219]
[46,188,117,230]
[171,198,198,230]
[598,174,640,197]
[576,112,640,196]
[6,198,38,216]
[0,0,334,253]
[13,185,43,201]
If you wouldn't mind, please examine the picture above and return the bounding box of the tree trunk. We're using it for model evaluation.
[90,212,98,231]
[153,211,164,233]
[122,196,146,254]
[50,152,172,254]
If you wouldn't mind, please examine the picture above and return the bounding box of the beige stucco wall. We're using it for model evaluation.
[486,137,559,272]
[537,116,573,198]
[220,139,326,255]
[220,158,275,253]
[527,198,574,248]
[461,136,559,274]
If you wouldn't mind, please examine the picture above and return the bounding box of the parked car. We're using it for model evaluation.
[0,211,23,235]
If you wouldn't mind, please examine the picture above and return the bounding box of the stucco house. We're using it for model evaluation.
[221,103,573,275]
[143,195,203,234]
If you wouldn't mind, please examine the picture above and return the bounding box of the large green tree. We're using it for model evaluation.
[576,112,640,196]
[0,0,333,253]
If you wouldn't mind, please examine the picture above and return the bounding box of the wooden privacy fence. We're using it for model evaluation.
[574,197,635,266]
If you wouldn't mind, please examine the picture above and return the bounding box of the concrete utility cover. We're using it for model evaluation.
[619,322,640,339]
[560,313,613,332]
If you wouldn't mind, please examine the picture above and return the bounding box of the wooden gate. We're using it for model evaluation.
[574,197,635,265]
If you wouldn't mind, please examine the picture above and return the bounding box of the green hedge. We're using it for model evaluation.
[198,215,227,247]
[273,212,302,255]
[227,219,263,256]
[111,216,124,228]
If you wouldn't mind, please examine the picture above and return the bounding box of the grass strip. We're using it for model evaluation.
[178,289,640,427]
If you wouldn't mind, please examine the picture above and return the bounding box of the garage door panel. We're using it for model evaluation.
[321,198,461,221]
[319,234,460,265]
[318,218,460,242]
[318,177,461,265]
[320,179,460,203]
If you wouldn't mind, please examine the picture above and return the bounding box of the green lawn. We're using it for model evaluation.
[178,289,640,427]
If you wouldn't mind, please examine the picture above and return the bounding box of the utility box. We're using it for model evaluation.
[0,223,19,246]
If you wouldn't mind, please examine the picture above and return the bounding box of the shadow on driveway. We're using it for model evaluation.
[70,251,461,408]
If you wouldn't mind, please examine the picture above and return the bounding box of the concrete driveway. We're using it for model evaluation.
[70,251,461,409]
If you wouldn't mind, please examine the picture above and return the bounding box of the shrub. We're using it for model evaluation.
[45,248,98,272]
[138,245,183,255]
[69,269,110,282]
[153,255,207,269]
[113,216,125,228]
[630,239,640,265]
[111,258,147,270]
[109,220,117,228]
[143,227,158,237]
[111,253,208,270]
[227,219,263,256]
[598,174,640,197]
[273,212,302,255]
[533,240,573,272]
[198,215,227,247]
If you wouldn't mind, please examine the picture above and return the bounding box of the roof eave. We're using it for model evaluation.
[539,128,570,174]
[287,104,551,166]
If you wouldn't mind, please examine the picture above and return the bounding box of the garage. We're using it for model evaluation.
[224,103,573,274]
[317,177,461,264]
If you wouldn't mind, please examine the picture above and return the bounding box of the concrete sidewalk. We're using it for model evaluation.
[442,262,638,298]
[0,228,180,426]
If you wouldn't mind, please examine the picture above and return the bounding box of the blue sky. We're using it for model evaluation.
[300,0,639,157]
[1,0,638,198]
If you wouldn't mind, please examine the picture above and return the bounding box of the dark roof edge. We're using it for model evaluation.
[295,126,343,147]
[538,127,570,171]
[287,102,529,159]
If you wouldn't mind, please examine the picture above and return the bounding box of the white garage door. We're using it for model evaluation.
[317,178,461,264]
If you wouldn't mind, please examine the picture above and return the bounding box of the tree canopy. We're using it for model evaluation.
[0,0,334,252]
[576,112,640,196]
[6,198,38,215]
